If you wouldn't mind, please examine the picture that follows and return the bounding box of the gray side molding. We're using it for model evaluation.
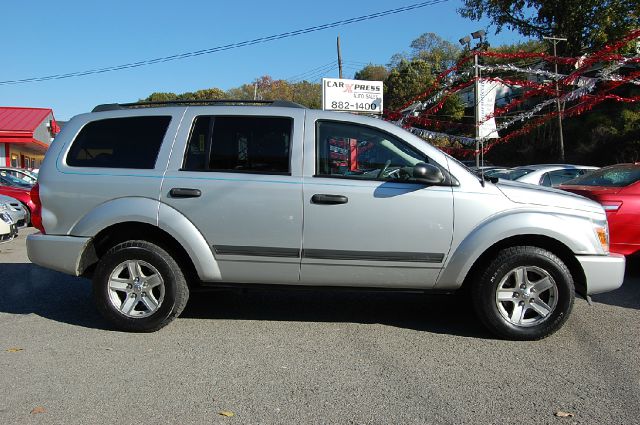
[157,203,222,281]
[71,197,159,236]
[70,197,222,281]
[435,211,600,290]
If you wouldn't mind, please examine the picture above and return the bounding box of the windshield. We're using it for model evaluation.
[562,165,640,187]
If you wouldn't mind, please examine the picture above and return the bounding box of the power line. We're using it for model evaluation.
[0,0,448,86]
[286,60,337,81]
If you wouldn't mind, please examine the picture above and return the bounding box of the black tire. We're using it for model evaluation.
[472,246,575,340]
[93,240,189,332]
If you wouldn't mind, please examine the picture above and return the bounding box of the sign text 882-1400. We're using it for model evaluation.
[330,101,378,112]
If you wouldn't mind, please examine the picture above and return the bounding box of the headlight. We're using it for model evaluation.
[592,218,609,254]
[0,212,13,225]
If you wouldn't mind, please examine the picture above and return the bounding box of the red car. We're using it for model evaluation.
[0,180,34,225]
[559,163,640,256]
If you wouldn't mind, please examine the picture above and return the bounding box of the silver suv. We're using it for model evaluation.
[27,100,625,339]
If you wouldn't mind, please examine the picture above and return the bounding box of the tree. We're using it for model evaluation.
[354,64,389,81]
[457,0,639,56]
[142,92,179,102]
[409,32,461,72]
[388,33,461,72]
[384,59,464,119]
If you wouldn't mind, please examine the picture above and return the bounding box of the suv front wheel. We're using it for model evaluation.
[93,240,189,332]
[472,246,575,340]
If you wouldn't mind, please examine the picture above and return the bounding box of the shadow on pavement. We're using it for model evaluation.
[591,256,640,310]
[0,263,491,337]
[182,287,491,338]
[0,263,107,329]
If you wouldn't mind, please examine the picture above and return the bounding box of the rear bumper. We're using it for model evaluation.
[576,253,626,295]
[27,233,92,276]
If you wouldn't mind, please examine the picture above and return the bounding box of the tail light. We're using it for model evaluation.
[31,182,45,234]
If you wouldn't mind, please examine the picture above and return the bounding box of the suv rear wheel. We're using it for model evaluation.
[93,240,189,332]
[472,246,575,340]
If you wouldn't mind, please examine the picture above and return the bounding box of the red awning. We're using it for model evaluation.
[0,137,49,151]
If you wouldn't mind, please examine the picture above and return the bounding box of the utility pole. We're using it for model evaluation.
[543,36,567,162]
[474,52,480,168]
[337,36,343,79]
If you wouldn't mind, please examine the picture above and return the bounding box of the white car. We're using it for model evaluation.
[498,164,598,187]
[0,194,28,227]
[0,204,17,243]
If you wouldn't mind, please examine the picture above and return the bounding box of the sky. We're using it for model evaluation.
[1,0,527,120]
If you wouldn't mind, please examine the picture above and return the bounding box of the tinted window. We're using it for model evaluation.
[547,169,582,186]
[564,166,640,187]
[316,121,427,180]
[67,116,170,169]
[183,116,291,174]
[540,173,551,186]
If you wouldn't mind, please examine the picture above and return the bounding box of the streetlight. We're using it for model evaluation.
[460,29,486,167]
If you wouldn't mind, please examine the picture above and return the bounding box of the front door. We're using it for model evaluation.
[300,118,454,288]
[160,108,305,284]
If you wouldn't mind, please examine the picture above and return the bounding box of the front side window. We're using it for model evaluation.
[183,116,291,174]
[316,121,427,181]
[67,116,171,169]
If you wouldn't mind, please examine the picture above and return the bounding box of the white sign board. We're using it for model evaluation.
[322,78,383,114]
[478,80,500,139]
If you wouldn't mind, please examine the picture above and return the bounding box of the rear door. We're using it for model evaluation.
[160,107,305,284]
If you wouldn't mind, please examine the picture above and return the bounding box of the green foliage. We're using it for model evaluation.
[457,0,639,56]
[389,32,462,72]
[354,64,389,81]
[143,77,321,109]
[384,59,464,119]
[409,32,461,72]
[385,59,434,110]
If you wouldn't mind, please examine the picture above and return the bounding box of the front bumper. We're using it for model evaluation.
[27,233,92,276]
[1,223,18,243]
[576,253,626,295]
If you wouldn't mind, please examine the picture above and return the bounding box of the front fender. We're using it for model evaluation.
[70,197,222,281]
[436,210,601,290]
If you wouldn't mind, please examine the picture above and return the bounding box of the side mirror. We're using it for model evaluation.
[413,162,445,184]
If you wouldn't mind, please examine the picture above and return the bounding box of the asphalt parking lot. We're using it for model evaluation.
[1,229,639,424]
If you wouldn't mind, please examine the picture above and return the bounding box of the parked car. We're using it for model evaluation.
[0,173,32,189]
[559,163,640,256]
[27,100,624,340]
[0,194,27,227]
[0,167,38,185]
[472,167,511,178]
[495,164,598,187]
[0,182,34,226]
[0,204,18,243]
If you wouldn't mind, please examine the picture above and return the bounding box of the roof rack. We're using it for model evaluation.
[92,99,306,112]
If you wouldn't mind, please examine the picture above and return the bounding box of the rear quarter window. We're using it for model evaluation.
[66,116,171,169]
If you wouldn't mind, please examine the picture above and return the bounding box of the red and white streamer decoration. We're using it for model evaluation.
[386,29,640,155]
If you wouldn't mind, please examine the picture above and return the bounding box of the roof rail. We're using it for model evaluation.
[92,99,306,112]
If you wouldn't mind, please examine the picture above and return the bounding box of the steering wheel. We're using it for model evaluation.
[377,160,392,179]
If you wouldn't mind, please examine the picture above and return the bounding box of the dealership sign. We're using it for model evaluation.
[322,78,383,114]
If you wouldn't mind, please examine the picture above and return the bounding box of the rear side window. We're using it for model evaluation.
[67,116,171,169]
[183,116,292,174]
